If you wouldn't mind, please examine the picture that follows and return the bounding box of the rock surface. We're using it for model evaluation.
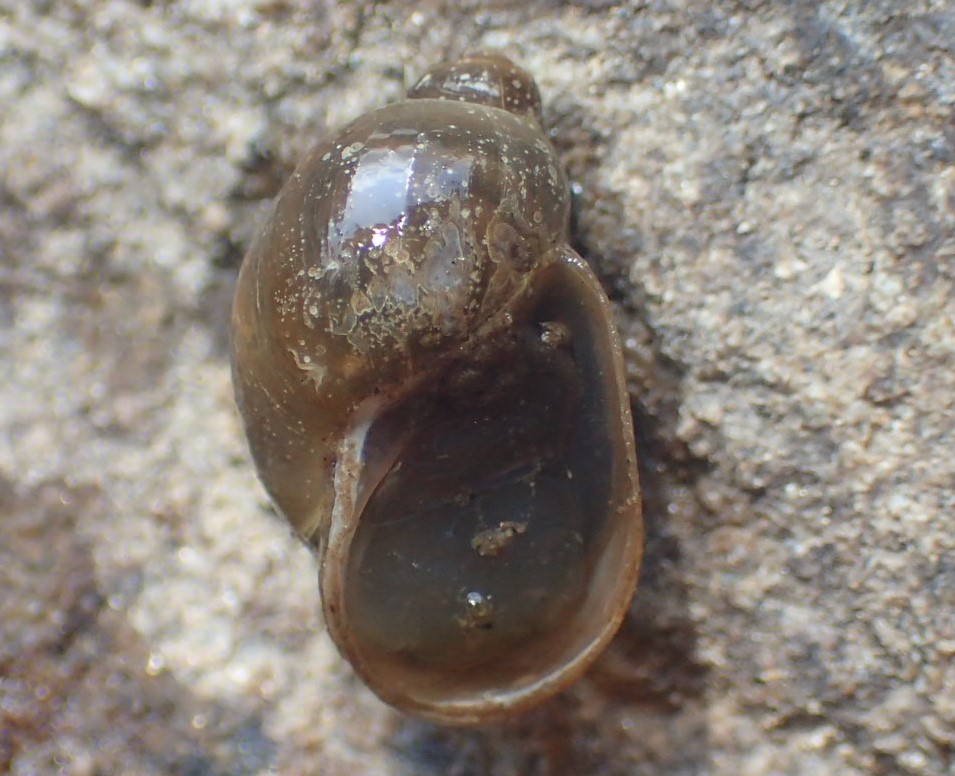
[2,1,952,774]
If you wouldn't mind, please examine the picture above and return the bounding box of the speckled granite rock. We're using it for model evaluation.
[2,1,952,774]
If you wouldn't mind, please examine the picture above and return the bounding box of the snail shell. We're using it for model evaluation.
[231,53,643,725]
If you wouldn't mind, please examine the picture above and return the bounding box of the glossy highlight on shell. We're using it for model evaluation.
[230,52,644,725]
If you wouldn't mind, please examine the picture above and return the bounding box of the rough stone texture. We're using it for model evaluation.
[1,1,952,774]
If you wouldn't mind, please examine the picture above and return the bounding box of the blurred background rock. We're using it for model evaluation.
[1,1,952,774]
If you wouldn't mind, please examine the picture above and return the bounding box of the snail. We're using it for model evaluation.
[230,52,643,725]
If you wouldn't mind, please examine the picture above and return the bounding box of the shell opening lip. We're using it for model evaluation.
[316,254,643,725]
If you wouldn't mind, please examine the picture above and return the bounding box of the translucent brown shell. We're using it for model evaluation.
[230,53,643,725]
